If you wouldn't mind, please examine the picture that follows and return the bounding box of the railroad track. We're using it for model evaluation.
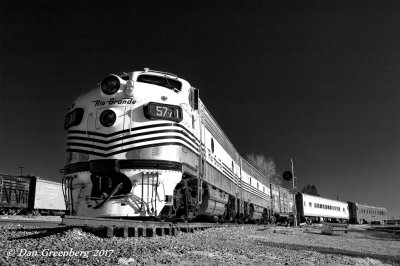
[0,215,239,238]
[61,215,236,238]
[367,226,400,234]
[0,218,62,227]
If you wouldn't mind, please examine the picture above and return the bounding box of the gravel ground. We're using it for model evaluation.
[1,223,399,266]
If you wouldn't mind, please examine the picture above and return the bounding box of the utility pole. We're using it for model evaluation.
[19,166,24,176]
[291,158,297,227]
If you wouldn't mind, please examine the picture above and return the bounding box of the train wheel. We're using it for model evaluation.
[211,215,219,223]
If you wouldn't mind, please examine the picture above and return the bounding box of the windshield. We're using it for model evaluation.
[137,74,182,92]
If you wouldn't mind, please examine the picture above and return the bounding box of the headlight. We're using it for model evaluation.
[101,75,121,95]
[99,110,116,127]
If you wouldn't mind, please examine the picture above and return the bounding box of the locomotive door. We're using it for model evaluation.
[94,106,126,156]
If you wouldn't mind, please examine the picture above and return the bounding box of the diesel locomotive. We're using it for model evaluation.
[62,68,287,222]
[62,68,387,225]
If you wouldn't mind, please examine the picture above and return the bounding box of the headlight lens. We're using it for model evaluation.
[99,110,116,127]
[101,75,120,95]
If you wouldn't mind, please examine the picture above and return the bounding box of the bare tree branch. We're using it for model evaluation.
[246,154,282,185]
[301,184,319,196]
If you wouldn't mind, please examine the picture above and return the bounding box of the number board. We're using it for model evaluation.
[64,108,84,130]
[144,102,182,122]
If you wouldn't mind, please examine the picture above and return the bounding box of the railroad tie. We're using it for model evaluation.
[156,227,164,236]
[122,227,128,238]
[106,226,114,238]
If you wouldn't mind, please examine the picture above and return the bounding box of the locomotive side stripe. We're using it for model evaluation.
[205,160,269,201]
[68,137,199,156]
[211,160,269,199]
[67,135,199,153]
[241,182,270,200]
[219,162,269,199]
[68,129,199,148]
[222,168,236,183]
[206,161,238,186]
[116,138,199,155]
[222,163,235,179]
[67,141,198,157]
[241,171,271,197]
[222,169,238,185]
[222,168,237,184]
[68,122,200,144]
[68,122,176,137]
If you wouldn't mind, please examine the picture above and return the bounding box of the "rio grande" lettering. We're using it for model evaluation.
[92,98,136,107]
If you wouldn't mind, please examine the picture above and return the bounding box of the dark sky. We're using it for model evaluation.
[1,0,399,218]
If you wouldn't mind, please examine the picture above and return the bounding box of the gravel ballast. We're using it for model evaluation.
[1,222,399,265]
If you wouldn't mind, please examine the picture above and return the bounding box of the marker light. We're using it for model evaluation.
[101,75,122,95]
[99,110,116,127]
[64,108,84,130]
